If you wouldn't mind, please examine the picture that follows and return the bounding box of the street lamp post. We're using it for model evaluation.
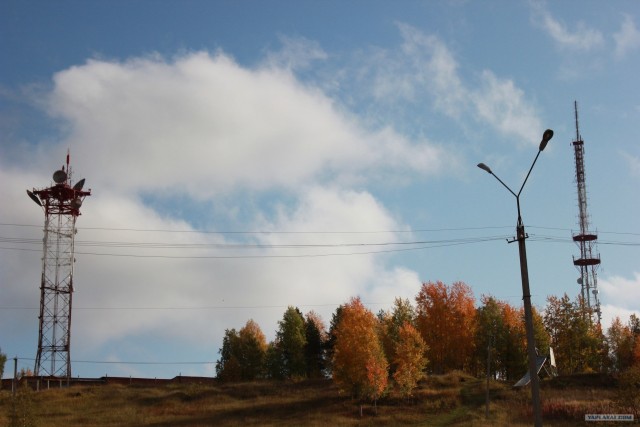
[478,129,553,427]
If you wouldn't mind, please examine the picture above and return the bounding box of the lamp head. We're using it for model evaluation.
[477,163,492,174]
[539,129,554,151]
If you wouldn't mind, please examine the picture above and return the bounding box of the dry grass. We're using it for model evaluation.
[0,373,626,426]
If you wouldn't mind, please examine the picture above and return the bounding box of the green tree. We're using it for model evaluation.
[379,298,416,376]
[499,302,527,381]
[273,306,307,379]
[325,304,344,376]
[265,341,284,379]
[216,328,241,381]
[474,296,504,378]
[544,294,606,374]
[304,311,327,378]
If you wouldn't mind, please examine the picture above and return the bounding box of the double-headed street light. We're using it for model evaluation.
[478,129,553,427]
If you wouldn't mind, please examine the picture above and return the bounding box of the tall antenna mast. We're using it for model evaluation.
[27,153,91,378]
[571,101,601,324]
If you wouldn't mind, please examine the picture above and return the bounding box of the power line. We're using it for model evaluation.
[0,235,510,249]
[0,235,512,259]
[1,221,638,236]
[0,222,514,234]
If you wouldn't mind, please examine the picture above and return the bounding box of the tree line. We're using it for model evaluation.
[215,280,640,401]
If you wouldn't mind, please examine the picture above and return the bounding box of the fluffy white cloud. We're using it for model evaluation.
[599,272,640,328]
[614,14,640,59]
[46,51,444,199]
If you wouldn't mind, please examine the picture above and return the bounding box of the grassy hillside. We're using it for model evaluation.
[0,372,622,426]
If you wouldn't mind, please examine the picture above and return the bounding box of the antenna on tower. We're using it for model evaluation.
[27,152,91,379]
[574,100,581,141]
[571,101,601,324]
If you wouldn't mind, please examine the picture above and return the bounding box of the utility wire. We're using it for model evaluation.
[1,221,638,236]
[0,236,510,259]
[0,222,514,234]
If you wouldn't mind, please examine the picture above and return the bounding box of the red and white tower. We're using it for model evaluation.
[27,153,91,378]
[571,102,601,324]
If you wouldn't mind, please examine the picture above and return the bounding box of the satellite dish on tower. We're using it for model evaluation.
[73,178,85,191]
[53,170,67,184]
[27,190,42,206]
[70,198,83,209]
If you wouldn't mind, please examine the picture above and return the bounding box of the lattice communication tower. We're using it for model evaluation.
[571,102,601,324]
[27,153,91,378]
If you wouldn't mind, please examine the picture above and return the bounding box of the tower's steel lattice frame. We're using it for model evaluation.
[28,155,90,378]
[571,102,601,324]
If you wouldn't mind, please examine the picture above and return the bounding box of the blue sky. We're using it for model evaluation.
[1,0,639,379]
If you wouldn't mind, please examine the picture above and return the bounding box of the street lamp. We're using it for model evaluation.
[477,129,553,427]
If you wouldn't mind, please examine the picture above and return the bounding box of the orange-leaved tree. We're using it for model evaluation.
[332,297,388,404]
[415,281,476,374]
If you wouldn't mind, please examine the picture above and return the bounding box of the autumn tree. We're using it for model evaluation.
[393,321,428,398]
[607,315,640,373]
[544,293,606,374]
[378,298,416,376]
[332,297,388,405]
[215,319,268,381]
[415,281,476,374]
[238,319,268,379]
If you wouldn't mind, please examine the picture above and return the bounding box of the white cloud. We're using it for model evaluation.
[471,71,543,145]
[357,23,543,147]
[599,272,640,328]
[396,23,467,118]
[531,3,604,51]
[46,51,444,198]
[614,14,640,59]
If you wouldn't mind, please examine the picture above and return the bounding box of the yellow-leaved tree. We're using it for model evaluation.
[393,321,428,398]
